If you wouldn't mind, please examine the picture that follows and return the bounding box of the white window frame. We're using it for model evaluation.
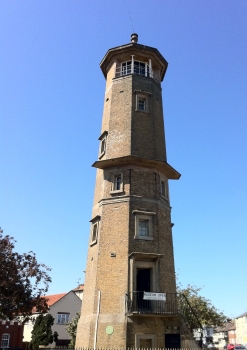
[121,60,151,77]
[57,313,70,325]
[89,215,101,246]
[110,172,123,194]
[98,131,108,159]
[138,97,146,111]
[135,89,151,113]
[133,210,156,240]
[1,334,10,347]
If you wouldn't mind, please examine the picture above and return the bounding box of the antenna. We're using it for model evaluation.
[76,278,81,287]
[129,12,135,33]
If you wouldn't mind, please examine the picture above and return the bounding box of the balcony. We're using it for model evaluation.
[126,291,180,317]
[114,60,160,84]
[126,291,203,333]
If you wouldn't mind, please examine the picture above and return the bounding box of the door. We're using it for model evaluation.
[136,268,151,312]
[165,334,181,349]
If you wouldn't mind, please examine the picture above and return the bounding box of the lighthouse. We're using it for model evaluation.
[75,34,188,349]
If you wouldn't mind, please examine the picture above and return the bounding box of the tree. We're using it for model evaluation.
[66,312,80,348]
[29,314,54,350]
[0,229,52,320]
[177,282,230,326]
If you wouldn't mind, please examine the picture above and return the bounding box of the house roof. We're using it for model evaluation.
[45,293,67,306]
[215,322,236,333]
[73,284,84,292]
[235,311,247,319]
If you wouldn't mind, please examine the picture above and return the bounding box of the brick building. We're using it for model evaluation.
[0,320,24,348]
[76,33,199,349]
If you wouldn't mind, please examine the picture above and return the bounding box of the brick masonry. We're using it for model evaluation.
[76,37,180,349]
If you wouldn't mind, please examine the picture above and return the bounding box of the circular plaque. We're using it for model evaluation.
[106,325,114,335]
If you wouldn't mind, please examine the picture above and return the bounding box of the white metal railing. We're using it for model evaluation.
[115,61,161,84]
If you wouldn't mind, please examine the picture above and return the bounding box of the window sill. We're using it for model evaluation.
[134,236,153,241]
[98,151,105,159]
[110,190,124,195]
[161,194,168,200]
[135,109,149,113]
[90,240,97,247]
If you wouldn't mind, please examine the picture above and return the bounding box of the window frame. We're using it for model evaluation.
[135,334,157,349]
[134,89,151,113]
[160,177,169,199]
[98,131,108,159]
[121,60,150,77]
[133,210,156,240]
[89,215,101,246]
[1,334,10,347]
[110,172,124,194]
[57,313,70,325]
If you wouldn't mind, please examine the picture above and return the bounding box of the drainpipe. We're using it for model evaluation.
[93,290,101,350]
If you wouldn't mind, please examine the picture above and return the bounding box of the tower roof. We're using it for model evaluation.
[100,34,168,81]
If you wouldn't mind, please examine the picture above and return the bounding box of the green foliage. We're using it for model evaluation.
[29,314,54,350]
[0,229,51,320]
[177,282,230,326]
[66,312,80,348]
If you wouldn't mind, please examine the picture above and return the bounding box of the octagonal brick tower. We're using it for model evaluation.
[76,34,181,349]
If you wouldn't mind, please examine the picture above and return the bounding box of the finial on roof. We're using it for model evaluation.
[131,33,138,43]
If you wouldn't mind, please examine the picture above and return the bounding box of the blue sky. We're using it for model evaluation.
[1,1,247,319]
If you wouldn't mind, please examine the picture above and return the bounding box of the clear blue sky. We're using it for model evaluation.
[1,1,247,320]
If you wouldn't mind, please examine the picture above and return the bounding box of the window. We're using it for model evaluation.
[57,313,69,324]
[121,60,150,77]
[98,131,108,159]
[1,334,10,347]
[135,334,156,349]
[138,219,149,236]
[121,61,131,75]
[135,90,151,112]
[160,178,168,199]
[110,173,123,194]
[133,210,156,240]
[91,224,98,242]
[89,215,100,246]
[138,98,146,111]
[134,61,147,76]
[101,138,106,154]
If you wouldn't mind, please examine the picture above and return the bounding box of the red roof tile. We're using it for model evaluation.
[73,284,84,291]
[45,293,67,306]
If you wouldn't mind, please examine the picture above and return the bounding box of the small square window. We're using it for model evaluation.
[133,211,155,240]
[138,219,149,236]
[138,98,146,111]
[110,173,123,194]
[136,93,149,112]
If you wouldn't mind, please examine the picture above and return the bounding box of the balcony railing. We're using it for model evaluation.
[126,291,179,316]
[114,63,160,83]
[126,292,203,334]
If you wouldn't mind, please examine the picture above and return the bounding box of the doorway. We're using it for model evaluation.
[165,334,181,349]
[137,268,151,292]
[136,268,151,312]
